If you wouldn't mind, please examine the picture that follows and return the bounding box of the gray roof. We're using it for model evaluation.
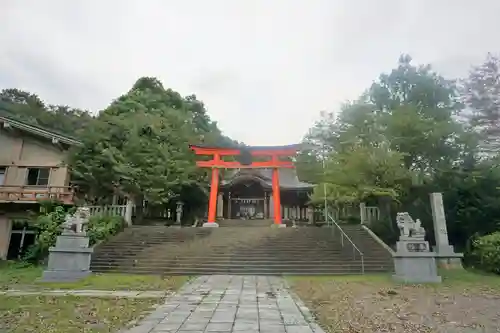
[0,115,82,146]
[221,168,314,190]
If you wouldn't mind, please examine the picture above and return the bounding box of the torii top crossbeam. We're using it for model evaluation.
[188,144,301,169]
[189,144,302,226]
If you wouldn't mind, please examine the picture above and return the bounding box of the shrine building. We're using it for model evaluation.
[189,144,314,226]
[218,168,313,221]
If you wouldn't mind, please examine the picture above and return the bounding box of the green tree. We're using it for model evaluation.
[0,88,93,137]
[370,54,464,174]
[69,77,231,221]
[71,79,198,204]
[461,53,500,153]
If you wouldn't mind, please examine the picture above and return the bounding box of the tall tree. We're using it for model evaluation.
[70,77,230,217]
[461,53,500,153]
[0,88,93,137]
[370,54,463,174]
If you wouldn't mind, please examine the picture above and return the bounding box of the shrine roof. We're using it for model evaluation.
[221,168,314,190]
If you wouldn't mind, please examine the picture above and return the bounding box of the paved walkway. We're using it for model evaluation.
[0,289,167,298]
[121,275,324,333]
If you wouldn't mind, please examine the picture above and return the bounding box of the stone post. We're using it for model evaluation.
[217,194,224,218]
[175,201,184,226]
[359,202,366,224]
[269,194,274,218]
[430,193,463,269]
[124,198,133,226]
[307,206,313,224]
[263,192,268,218]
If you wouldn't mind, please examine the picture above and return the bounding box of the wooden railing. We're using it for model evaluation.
[0,185,74,204]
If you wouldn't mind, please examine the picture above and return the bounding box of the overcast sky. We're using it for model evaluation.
[1,0,499,145]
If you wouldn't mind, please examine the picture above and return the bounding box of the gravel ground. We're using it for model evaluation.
[289,272,500,333]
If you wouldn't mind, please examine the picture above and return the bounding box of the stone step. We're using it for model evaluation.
[93,247,390,253]
[91,262,387,268]
[90,222,394,275]
[90,266,391,273]
[92,248,390,257]
[93,251,378,260]
[89,267,392,275]
[91,258,383,264]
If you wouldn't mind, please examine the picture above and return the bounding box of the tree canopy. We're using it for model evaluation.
[3,54,500,249]
[298,53,500,250]
[0,77,236,220]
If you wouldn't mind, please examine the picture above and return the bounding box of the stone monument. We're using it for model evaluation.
[392,212,442,283]
[40,207,94,282]
[430,192,463,269]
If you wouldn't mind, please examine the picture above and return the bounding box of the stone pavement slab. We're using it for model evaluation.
[119,275,325,333]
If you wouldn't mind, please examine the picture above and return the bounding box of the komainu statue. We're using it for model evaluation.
[396,212,426,238]
[62,207,90,234]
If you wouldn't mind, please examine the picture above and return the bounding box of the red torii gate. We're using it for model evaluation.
[189,144,301,226]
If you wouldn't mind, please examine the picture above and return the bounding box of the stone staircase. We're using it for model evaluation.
[90,220,393,275]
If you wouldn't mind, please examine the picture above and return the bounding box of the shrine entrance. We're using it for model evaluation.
[189,144,302,226]
[229,180,266,219]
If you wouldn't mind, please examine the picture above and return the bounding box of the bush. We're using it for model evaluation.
[86,215,126,246]
[23,206,68,262]
[369,219,399,247]
[341,215,361,224]
[469,232,500,274]
[23,205,126,263]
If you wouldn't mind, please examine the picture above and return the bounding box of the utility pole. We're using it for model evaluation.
[322,147,328,224]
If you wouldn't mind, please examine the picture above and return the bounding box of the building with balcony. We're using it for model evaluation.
[0,115,81,259]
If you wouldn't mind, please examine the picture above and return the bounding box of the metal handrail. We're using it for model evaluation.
[326,213,365,274]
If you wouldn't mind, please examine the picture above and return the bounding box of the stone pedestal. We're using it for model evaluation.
[432,244,464,269]
[203,222,219,227]
[392,236,441,283]
[41,232,93,282]
[393,252,442,283]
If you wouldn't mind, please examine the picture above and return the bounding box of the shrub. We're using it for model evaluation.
[23,205,126,263]
[369,219,399,247]
[342,215,361,224]
[86,215,126,246]
[23,205,68,262]
[469,232,500,274]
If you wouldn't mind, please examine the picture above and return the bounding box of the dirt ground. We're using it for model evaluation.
[289,272,500,333]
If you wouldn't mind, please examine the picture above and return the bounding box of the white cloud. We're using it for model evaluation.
[1,0,499,144]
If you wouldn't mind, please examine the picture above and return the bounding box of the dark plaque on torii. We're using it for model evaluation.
[236,146,253,166]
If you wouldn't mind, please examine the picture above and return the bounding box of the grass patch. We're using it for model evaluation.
[288,270,500,332]
[0,262,43,287]
[0,295,160,333]
[287,269,500,288]
[0,261,189,291]
[41,273,190,291]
